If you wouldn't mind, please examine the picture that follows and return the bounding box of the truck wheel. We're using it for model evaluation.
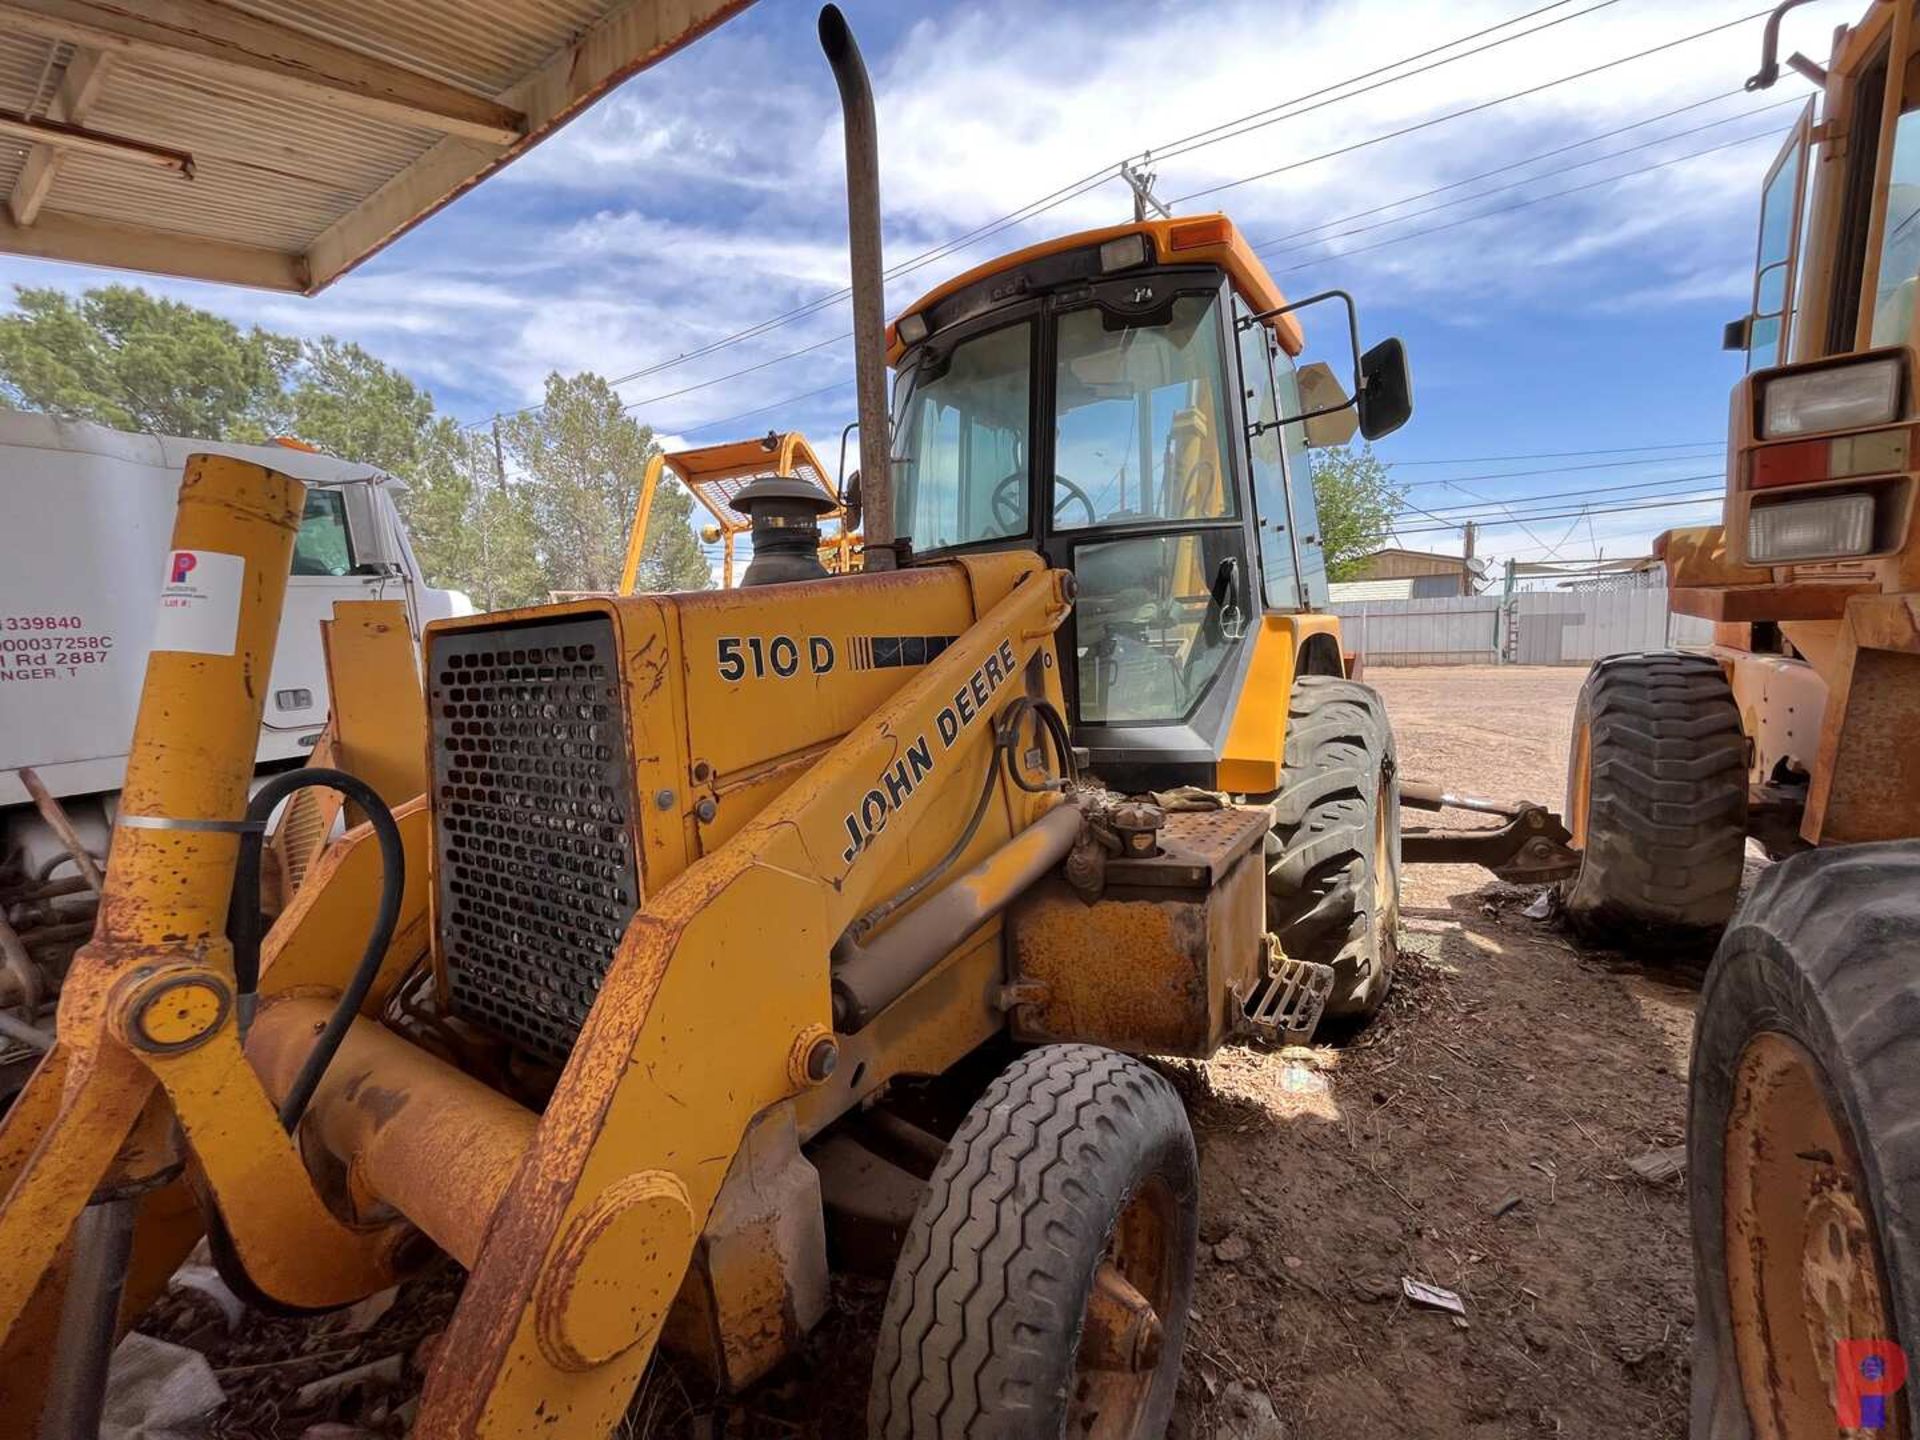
[1689,844,1920,1440]
[1562,651,1747,942]
[868,1044,1197,1440]
[1265,675,1400,1024]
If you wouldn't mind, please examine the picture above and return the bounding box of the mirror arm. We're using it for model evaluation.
[1239,287,1369,432]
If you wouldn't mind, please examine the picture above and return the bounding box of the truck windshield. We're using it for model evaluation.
[891,320,1033,551]
[1051,295,1234,530]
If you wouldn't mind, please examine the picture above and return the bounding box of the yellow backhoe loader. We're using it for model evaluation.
[0,9,1546,1436]
[1557,1,1920,1433]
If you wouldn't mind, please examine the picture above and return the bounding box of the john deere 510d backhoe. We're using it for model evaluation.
[0,10,1453,1437]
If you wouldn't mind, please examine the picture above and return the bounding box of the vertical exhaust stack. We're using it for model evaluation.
[818,4,897,571]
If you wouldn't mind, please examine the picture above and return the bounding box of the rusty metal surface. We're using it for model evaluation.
[16,766,105,893]
[661,1106,828,1393]
[247,996,536,1268]
[412,553,1070,1437]
[1100,804,1271,892]
[427,613,640,1061]
[0,0,754,293]
[1401,804,1581,884]
[1009,845,1267,1059]
[1723,1032,1902,1440]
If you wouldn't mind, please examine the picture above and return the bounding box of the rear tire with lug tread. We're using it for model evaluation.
[1264,674,1401,1025]
[1688,842,1920,1440]
[1562,650,1748,945]
[868,1043,1198,1440]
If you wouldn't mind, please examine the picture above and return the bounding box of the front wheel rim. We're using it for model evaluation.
[1724,1032,1906,1440]
[1068,1175,1179,1438]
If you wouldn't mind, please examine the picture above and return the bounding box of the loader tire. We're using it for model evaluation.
[1687,843,1920,1440]
[1265,675,1400,1024]
[1561,651,1748,944]
[868,1044,1197,1440]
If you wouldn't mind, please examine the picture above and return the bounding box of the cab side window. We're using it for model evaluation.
[292,489,353,577]
[1234,303,1301,610]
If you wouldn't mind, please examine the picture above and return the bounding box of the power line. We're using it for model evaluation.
[1392,491,1724,535]
[675,378,856,439]
[1151,0,1616,165]
[1396,453,1726,490]
[473,6,1778,435]
[1270,123,1787,274]
[1390,441,1720,466]
[1171,5,1773,204]
[1248,88,1750,252]
[1397,471,1726,515]
[1255,92,1805,260]
[471,0,1636,429]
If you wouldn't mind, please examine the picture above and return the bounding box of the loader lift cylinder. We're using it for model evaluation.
[820,4,896,569]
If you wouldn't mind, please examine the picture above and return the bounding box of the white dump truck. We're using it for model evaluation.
[0,412,469,877]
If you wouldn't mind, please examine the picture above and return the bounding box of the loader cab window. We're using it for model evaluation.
[1871,103,1920,347]
[292,489,353,577]
[1049,296,1234,529]
[1746,106,1811,368]
[1050,289,1247,725]
[892,320,1033,550]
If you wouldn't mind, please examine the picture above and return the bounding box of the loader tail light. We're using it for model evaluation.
[1759,356,1902,438]
[1747,492,1875,563]
[1751,428,1911,489]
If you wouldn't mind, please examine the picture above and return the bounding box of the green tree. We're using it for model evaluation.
[287,337,436,475]
[502,371,710,595]
[1310,442,1403,581]
[0,285,295,438]
[403,421,546,610]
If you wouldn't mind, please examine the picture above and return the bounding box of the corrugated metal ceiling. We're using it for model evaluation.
[0,0,753,292]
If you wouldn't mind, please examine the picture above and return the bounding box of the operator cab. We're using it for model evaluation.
[884,214,1411,789]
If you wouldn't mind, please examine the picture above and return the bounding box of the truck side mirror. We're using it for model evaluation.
[1297,362,1360,448]
[1357,337,1412,440]
[1723,315,1754,352]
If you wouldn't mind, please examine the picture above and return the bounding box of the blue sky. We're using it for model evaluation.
[0,0,1861,576]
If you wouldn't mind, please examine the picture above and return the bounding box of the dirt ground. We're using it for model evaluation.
[146,665,1711,1439]
[1167,666,1702,1440]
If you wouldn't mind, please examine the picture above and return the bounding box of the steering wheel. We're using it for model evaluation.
[990,470,1097,530]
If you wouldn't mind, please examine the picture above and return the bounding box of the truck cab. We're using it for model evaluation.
[0,414,469,868]
[884,213,1410,791]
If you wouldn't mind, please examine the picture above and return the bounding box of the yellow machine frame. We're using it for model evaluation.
[1657,0,1920,844]
[620,432,857,591]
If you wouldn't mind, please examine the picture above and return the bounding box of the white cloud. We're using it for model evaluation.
[0,0,1855,485]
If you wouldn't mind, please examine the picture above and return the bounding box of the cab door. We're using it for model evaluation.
[1742,101,1814,369]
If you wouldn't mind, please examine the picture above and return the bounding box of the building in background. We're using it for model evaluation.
[1329,547,1488,601]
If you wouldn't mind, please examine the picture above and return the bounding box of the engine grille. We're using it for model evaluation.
[428,615,640,1063]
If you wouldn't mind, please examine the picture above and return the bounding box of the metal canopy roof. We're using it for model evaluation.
[0,0,751,293]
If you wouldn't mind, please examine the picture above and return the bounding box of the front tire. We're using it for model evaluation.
[1266,675,1400,1024]
[868,1044,1197,1440]
[1562,651,1748,943]
[1688,844,1920,1440]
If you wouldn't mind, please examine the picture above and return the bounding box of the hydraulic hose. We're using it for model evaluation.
[227,767,403,1132]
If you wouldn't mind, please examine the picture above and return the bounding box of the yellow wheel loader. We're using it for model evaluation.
[0,9,1522,1437]
[1557,1,1920,1433]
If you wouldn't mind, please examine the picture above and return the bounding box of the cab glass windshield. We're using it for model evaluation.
[891,320,1032,550]
[1050,295,1234,530]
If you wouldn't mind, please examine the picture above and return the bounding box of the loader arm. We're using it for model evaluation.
[416,560,1075,1435]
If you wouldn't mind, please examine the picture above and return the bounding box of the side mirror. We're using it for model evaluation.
[1357,337,1413,441]
[1722,315,1754,352]
[1297,362,1360,448]
[843,467,864,531]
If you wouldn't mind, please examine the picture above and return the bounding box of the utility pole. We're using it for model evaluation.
[481,416,504,612]
[1461,520,1476,595]
[1121,159,1170,222]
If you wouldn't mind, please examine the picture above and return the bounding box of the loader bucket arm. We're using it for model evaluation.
[413,561,1075,1436]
